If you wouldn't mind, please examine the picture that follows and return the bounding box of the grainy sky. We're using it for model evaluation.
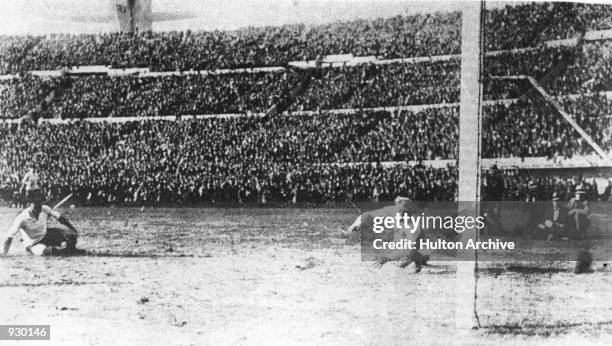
[0,0,538,35]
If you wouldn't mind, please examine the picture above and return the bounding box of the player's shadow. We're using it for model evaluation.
[482,266,567,275]
[483,320,612,336]
[0,281,128,287]
[69,251,199,258]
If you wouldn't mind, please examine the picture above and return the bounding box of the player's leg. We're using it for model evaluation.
[47,226,78,249]
[398,250,430,272]
[569,213,585,239]
[28,243,77,256]
[27,243,52,256]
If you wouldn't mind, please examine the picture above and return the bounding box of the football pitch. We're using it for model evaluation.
[2,206,612,345]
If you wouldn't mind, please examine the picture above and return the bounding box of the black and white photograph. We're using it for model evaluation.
[1,0,612,344]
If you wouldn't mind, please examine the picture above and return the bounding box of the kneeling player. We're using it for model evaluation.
[3,196,84,256]
[343,196,430,272]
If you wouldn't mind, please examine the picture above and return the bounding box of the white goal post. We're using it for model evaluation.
[455,1,484,329]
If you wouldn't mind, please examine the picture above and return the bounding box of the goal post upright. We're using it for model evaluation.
[455,1,484,329]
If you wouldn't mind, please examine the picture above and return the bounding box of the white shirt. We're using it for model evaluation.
[6,205,60,247]
[22,171,41,191]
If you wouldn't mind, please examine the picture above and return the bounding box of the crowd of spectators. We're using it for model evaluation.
[481,97,610,159]
[485,47,574,79]
[1,8,611,118]
[293,61,459,110]
[0,12,461,74]
[0,35,40,75]
[483,46,576,99]
[0,118,458,205]
[2,90,610,164]
[338,107,458,161]
[1,2,612,206]
[548,41,612,95]
[559,94,612,149]
[1,105,610,206]
[484,2,612,51]
[1,61,461,118]
[0,72,296,118]
[2,40,608,118]
[2,3,611,74]
[55,72,296,118]
[0,74,62,119]
[486,168,610,202]
[481,41,612,101]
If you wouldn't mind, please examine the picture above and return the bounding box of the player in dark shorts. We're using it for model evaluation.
[3,195,85,256]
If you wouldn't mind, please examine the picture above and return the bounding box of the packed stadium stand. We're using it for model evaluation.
[1,2,611,205]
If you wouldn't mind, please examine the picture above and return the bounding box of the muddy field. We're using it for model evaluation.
[2,206,612,345]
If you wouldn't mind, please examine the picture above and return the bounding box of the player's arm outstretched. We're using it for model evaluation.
[43,205,78,234]
[3,218,22,256]
[2,237,12,256]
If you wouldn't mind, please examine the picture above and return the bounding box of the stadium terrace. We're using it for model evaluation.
[0,2,611,206]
